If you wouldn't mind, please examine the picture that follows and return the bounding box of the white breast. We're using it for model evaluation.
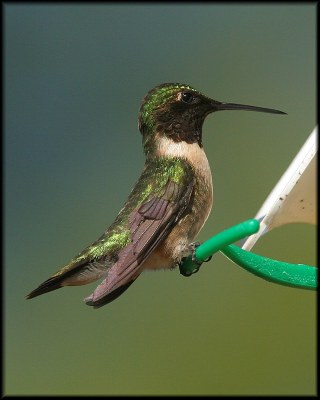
[156,137,212,187]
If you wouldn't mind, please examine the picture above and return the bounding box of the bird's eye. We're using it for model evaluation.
[180,91,194,104]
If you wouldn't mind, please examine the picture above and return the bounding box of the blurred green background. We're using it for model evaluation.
[4,4,316,396]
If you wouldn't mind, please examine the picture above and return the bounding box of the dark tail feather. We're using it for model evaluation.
[26,276,63,299]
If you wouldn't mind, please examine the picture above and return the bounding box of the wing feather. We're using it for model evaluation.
[27,157,195,306]
[85,178,194,307]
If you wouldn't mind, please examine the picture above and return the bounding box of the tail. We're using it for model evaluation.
[26,260,104,300]
[26,276,63,299]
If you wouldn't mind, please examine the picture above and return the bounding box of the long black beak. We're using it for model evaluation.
[212,101,286,115]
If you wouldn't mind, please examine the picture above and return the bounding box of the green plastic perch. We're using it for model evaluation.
[179,219,317,290]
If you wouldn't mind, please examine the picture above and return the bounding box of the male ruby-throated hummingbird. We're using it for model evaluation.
[27,83,285,308]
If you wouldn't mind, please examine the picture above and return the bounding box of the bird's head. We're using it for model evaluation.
[138,83,285,155]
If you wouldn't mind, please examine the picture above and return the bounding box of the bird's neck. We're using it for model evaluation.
[149,135,211,180]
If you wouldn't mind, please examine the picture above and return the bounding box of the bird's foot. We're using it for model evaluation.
[188,241,213,266]
[187,241,201,253]
[179,241,213,277]
[188,241,212,263]
[178,242,202,277]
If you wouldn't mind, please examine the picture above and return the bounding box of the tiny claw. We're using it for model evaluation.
[187,242,203,267]
[188,241,212,264]
[187,241,201,252]
[178,241,203,277]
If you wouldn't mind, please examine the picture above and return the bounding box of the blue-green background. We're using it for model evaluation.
[4,4,316,395]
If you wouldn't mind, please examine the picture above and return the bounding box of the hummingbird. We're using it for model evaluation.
[27,83,285,308]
